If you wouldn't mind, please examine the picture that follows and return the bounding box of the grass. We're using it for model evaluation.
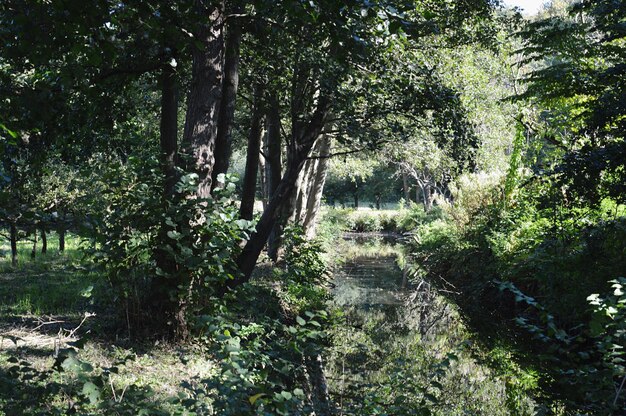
[0,233,219,414]
[0,232,98,317]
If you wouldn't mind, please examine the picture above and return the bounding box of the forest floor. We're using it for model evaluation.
[0,236,218,414]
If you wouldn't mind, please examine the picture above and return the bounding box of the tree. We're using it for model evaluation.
[519,0,626,204]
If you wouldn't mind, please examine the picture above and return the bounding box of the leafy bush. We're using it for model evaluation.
[183,228,335,415]
[92,156,254,333]
[395,203,444,232]
[409,172,626,413]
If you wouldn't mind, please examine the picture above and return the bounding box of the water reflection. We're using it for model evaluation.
[332,234,409,307]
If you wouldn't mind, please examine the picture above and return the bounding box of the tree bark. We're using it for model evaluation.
[31,225,37,258]
[266,93,283,197]
[303,135,331,238]
[234,94,329,283]
[180,3,225,198]
[59,227,65,252]
[293,158,314,223]
[266,93,284,259]
[402,170,411,202]
[160,60,179,198]
[415,184,420,204]
[154,56,181,320]
[306,354,336,416]
[211,16,242,190]
[40,225,47,254]
[239,84,264,220]
[236,159,303,280]
[258,150,268,210]
[424,184,432,211]
[10,223,18,266]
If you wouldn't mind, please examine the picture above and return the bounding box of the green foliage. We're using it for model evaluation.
[93,155,253,330]
[180,229,333,415]
[395,202,444,232]
[503,123,526,206]
[518,0,626,205]
[410,169,626,413]
[0,340,185,415]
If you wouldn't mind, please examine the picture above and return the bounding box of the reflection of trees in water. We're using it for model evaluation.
[404,279,459,342]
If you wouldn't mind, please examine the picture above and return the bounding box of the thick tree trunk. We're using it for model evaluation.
[266,93,284,259]
[239,84,264,220]
[154,57,181,326]
[40,225,47,255]
[10,223,18,266]
[160,61,179,198]
[211,17,242,190]
[302,136,331,238]
[180,3,225,198]
[59,227,65,252]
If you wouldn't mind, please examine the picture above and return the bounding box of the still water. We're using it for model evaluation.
[327,233,535,416]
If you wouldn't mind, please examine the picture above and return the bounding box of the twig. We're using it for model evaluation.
[109,376,118,402]
[67,312,95,338]
[613,374,626,408]
[33,319,66,331]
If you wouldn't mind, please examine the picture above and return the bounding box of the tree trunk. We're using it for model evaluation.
[211,17,242,190]
[266,93,283,197]
[239,84,264,221]
[424,185,432,212]
[10,223,18,266]
[258,149,268,211]
[354,190,359,209]
[266,93,284,259]
[293,158,314,223]
[235,113,328,282]
[180,3,225,198]
[31,225,37,259]
[160,60,179,198]
[154,56,181,324]
[302,135,331,238]
[236,159,303,281]
[40,225,47,254]
[402,171,411,202]
[59,227,65,252]
[415,184,421,204]
[233,77,330,284]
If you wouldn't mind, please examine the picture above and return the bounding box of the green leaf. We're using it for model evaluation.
[296,316,306,326]
[82,381,101,404]
[249,393,265,405]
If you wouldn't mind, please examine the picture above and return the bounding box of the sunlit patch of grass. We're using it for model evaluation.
[0,231,84,273]
[0,233,106,318]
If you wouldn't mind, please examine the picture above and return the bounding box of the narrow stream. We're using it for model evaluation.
[332,233,408,308]
[327,234,536,416]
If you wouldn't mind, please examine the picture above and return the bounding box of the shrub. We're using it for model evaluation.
[92,156,254,334]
